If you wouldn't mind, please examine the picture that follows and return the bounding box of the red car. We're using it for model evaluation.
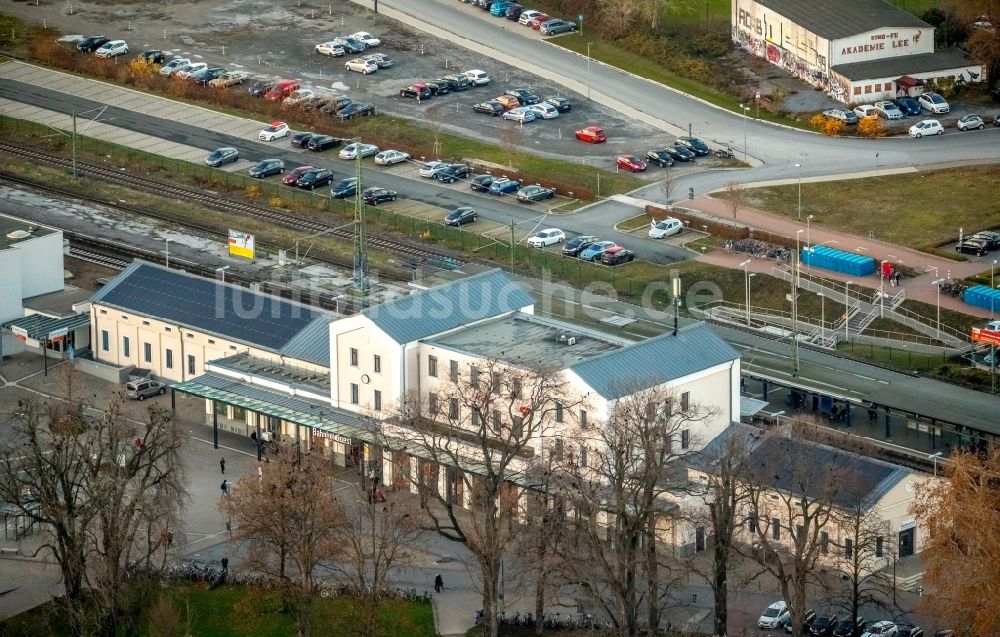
[282,165,316,186]
[575,126,607,143]
[616,155,647,172]
[530,13,551,29]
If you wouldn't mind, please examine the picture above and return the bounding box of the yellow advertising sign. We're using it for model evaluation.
[228,230,255,260]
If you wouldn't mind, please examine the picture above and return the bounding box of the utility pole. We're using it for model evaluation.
[71,110,78,179]
[791,230,802,376]
[509,220,515,273]
[352,139,369,293]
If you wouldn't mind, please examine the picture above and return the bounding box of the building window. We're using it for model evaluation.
[646,401,656,422]
[876,535,884,558]
[748,515,758,534]
[350,383,359,405]
[821,531,829,554]
[853,86,862,96]
[164,327,171,333]
[187,355,196,375]
[681,391,690,412]
[374,355,381,373]
[664,399,673,418]
[449,397,459,420]
[122,336,130,358]
[681,428,690,450]
[845,538,854,559]
[99,309,107,315]
[101,330,110,352]
[207,339,215,345]
[554,401,564,423]
[771,518,780,540]
[428,393,439,414]
[450,360,459,383]
[511,378,521,398]
[492,409,501,428]
[512,416,523,438]
[579,409,588,429]
[579,445,588,468]
[374,390,382,412]
[428,355,438,378]
[864,85,872,94]
[165,349,174,369]
[143,343,152,363]
[553,438,564,460]
[186,333,194,339]
[472,409,481,427]
[350,348,358,367]
[470,365,480,388]
[491,371,501,391]
[796,524,804,541]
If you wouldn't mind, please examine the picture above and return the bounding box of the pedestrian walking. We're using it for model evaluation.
[434,574,444,593]
[221,479,229,497]
[221,557,229,572]
[220,457,226,474]
[166,531,173,548]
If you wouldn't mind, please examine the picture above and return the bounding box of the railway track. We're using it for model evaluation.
[0,140,462,267]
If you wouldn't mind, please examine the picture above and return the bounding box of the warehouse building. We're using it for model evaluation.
[732,0,983,103]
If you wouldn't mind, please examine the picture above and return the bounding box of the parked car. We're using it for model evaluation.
[320,96,352,115]
[677,136,710,155]
[646,149,675,168]
[425,81,450,96]
[174,62,207,80]
[489,177,521,195]
[503,106,537,123]
[505,88,540,105]
[575,126,607,143]
[333,36,366,53]
[562,235,598,257]
[541,19,577,35]
[648,218,683,239]
[307,135,342,151]
[209,70,249,87]
[545,96,572,112]
[874,100,904,120]
[345,58,378,74]
[374,150,410,166]
[445,206,478,226]
[895,625,923,637]
[853,104,878,120]
[994,113,1000,127]
[956,237,990,256]
[601,246,635,265]
[351,31,381,47]
[527,228,565,247]
[282,165,315,186]
[159,57,190,76]
[893,96,921,116]
[248,159,285,178]
[494,95,521,111]
[191,67,226,85]
[529,13,552,29]
[435,164,472,183]
[259,121,290,141]
[464,69,491,86]
[95,39,128,58]
[139,49,165,64]
[441,74,471,90]
[248,79,276,97]
[972,230,1000,250]
[490,2,513,17]
[518,10,542,25]
[758,601,790,629]
[505,4,525,20]
[833,616,866,637]
[517,184,555,203]
[860,620,898,637]
[315,41,346,57]
[283,88,316,107]
[205,147,239,167]
[616,155,647,172]
[919,92,950,113]
[125,379,166,400]
[290,132,317,148]
[664,144,695,162]
[823,108,860,124]
[296,168,334,190]
[400,83,432,100]
[419,161,447,178]
[908,119,943,137]
[339,142,379,159]
[76,35,110,53]
[809,613,838,636]
[470,174,494,192]
[957,114,985,131]
[363,187,397,204]
[782,609,817,634]
[528,102,559,119]
[578,240,617,261]
[265,79,300,101]
[473,101,505,116]
[338,102,376,120]
[330,178,358,198]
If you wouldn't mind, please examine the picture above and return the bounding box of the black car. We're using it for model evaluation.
[994,113,1000,127]
[400,84,432,100]
[505,88,540,105]
[778,609,816,635]
[517,184,555,203]
[194,67,226,85]
[435,164,472,183]
[425,81,450,96]
[307,135,342,152]
[432,77,463,92]
[664,144,696,162]
[896,625,923,637]
[338,102,376,120]
[505,4,525,19]
[330,178,358,199]
[335,37,366,54]
[972,231,1000,250]
[646,149,676,168]
[363,187,397,205]
[76,36,110,52]
[470,174,494,192]
[320,96,353,116]
[248,80,276,97]
[139,49,165,64]
[562,235,598,257]
[473,101,504,116]
[808,613,837,636]
[445,206,478,226]
[893,96,921,116]
[205,147,238,167]
[957,237,990,256]
[248,158,285,178]
[832,616,865,637]
[677,136,710,156]
[442,74,471,91]
[296,168,334,190]
[291,132,317,148]
[545,96,571,112]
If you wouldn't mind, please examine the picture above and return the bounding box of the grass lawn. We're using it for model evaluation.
[716,165,1000,253]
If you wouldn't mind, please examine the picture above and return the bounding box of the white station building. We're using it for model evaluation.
[732,0,983,103]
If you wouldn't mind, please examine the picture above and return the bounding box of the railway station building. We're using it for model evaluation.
[732,0,983,103]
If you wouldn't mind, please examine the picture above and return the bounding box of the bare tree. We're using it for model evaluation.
[828,500,896,627]
[498,122,522,168]
[425,103,444,158]
[661,167,677,208]
[224,443,346,637]
[724,181,746,220]
[389,359,573,637]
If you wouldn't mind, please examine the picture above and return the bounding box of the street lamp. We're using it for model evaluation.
[844,280,853,341]
[932,279,945,339]
[795,163,802,220]
[216,265,230,283]
[879,260,887,319]
[739,104,751,163]
[806,214,814,249]
[740,259,754,327]
[164,238,170,269]
[818,292,825,343]
[586,42,594,100]
[928,451,943,477]
[992,259,998,319]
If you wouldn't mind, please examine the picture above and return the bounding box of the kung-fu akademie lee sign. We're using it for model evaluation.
[840,30,923,57]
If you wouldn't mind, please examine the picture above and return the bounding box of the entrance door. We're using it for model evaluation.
[898,527,915,557]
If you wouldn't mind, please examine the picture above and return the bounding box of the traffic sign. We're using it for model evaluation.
[971,327,1000,347]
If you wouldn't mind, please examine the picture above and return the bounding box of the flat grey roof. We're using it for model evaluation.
[23,286,93,319]
[428,312,629,368]
[832,49,979,81]
[754,0,928,41]
[0,214,57,250]
[208,353,330,392]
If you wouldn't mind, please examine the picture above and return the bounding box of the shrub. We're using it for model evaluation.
[269,196,287,208]
[858,117,886,138]
[809,114,827,131]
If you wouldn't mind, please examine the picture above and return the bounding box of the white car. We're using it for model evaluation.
[419,161,446,178]
[159,58,190,76]
[503,106,536,123]
[351,31,381,47]
[94,40,128,58]
[648,218,683,239]
[209,70,249,87]
[861,620,898,637]
[853,104,877,120]
[527,228,566,248]
[339,142,379,159]
[258,121,290,141]
[463,69,490,86]
[918,92,950,114]
[758,601,789,629]
[374,150,410,166]
[283,89,315,106]
[519,10,542,25]
[315,41,346,57]
[345,58,378,74]
[528,103,559,119]
[874,100,903,120]
[908,119,943,137]
[174,62,207,79]
[957,114,986,131]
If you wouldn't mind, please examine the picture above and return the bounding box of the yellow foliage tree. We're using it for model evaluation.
[809,114,827,131]
[127,57,159,81]
[857,117,886,139]
[823,118,845,136]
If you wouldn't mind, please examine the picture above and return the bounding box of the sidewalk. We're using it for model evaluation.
[686,195,994,319]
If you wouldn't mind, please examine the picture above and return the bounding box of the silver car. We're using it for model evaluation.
[125,379,166,400]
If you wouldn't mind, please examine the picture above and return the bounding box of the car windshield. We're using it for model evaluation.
[763,608,780,618]
[655,221,671,229]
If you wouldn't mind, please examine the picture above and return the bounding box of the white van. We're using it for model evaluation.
[463,69,490,86]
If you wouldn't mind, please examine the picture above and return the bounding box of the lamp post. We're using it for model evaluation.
[795,163,802,220]
[844,280,853,341]
[992,259,998,319]
[879,259,887,319]
[164,238,170,269]
[739,104,751,163]
[932,279,945,339]
[216,265,230,283]
[818,292,825,343]
[586,42,593,100]
[792,230,803,376]
[740,259,754,327]
[806,214,814,249]
[928,451,943,477]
